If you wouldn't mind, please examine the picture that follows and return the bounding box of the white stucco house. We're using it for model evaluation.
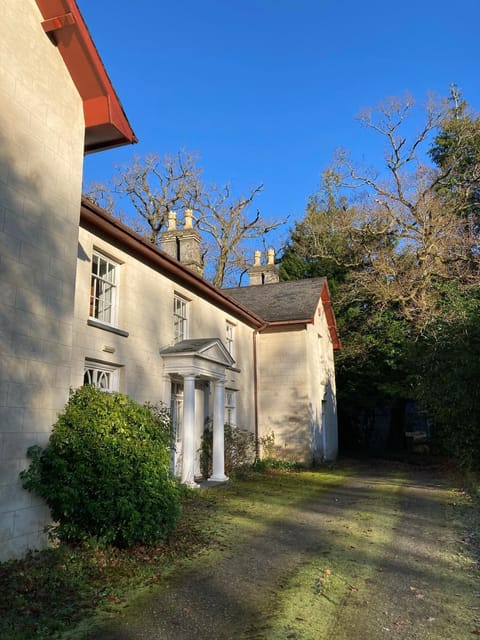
[0,0,340,560]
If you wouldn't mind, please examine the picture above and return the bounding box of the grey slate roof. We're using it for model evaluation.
[222,277,327,323]
[160,338,220,354]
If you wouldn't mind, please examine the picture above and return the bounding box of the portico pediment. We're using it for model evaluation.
[160,338,235,378]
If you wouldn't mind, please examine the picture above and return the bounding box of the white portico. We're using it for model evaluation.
[161,339,235,486]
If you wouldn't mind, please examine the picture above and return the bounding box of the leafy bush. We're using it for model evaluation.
[200,423,256,477]
[20,386,180,547]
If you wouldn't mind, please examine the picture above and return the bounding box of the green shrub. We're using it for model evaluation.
[252,458,303,472]
[258,430,276,458]
[200,423,256,477]
[20,386,180,547]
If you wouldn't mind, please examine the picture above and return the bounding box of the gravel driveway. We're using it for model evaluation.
[84,462,479,640]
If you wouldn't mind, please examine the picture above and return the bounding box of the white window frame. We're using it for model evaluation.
[171,382,184,443]
[225,321,235,356]
[225,389,237,427]
[173,295,189,343]
[90,250,119,326]
[83,360,119,392]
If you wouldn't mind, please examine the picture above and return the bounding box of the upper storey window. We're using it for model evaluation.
[173,295,188,343]
[226,321,235,356]
[90,251,118,326]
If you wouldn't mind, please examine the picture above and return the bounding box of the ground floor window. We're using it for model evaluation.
[225,389,236,427]
[83,360,119,392]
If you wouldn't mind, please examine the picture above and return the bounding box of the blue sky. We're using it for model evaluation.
[81,1,480,236]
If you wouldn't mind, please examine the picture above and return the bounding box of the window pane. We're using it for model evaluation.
[90,252,118,325]
[97,371,110,390]
[173,296,188,343]
[83,363,118,392]
[225,390,236,427]
[226,322,234,355]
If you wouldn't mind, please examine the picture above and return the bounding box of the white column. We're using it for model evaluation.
[209,378,228,482]
[182,374,199,487]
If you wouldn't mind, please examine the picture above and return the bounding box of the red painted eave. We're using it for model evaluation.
[80,198,264,329]
[35,0,137,154]
[321,282,341,350]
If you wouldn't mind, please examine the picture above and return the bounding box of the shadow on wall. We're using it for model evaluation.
[309,380,338,464]
[0,125,80,556]
[259,388,313,465]
[309,380,338,465]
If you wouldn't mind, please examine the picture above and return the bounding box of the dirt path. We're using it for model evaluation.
[85,463,479,639]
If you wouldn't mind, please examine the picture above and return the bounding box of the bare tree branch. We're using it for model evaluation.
[85,153,288,287]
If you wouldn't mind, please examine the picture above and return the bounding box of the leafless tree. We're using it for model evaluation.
[86,151,202,243]
[194,183,287,287]
[85,151,287,287]
[325,94,480,327]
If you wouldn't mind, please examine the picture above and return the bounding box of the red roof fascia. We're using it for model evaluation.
[35,0,137,153]
[321,282,341,350]
[80,198,264,329]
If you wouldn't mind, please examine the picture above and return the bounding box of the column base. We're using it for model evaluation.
[184,480,200,489]
[208,474,229,483]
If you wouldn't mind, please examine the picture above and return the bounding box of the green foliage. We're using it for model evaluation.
[335,306,413,408]
[200,424,256,477]
[251,458,303,471]
[20,386,180,547]
[280,92,480,457]
[258,430,276,458]
[415,292,480,470]
[279,172,355,294]
[253,431,303,470]
[0,488,217,640]
[429,87,480,224]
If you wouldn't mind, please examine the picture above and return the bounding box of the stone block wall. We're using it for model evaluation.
[0,0,85,559]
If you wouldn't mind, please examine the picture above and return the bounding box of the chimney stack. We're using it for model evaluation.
[160,210,203,276]
[248,249,280,285]
[167,210,177,230]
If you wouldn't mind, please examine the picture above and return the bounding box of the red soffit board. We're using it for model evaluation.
[321,282,341,350]
[35,0,138,153]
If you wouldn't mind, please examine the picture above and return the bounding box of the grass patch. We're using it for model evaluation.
[262,475,406,639]
[3,462,479,639]
[0,466,350,640]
